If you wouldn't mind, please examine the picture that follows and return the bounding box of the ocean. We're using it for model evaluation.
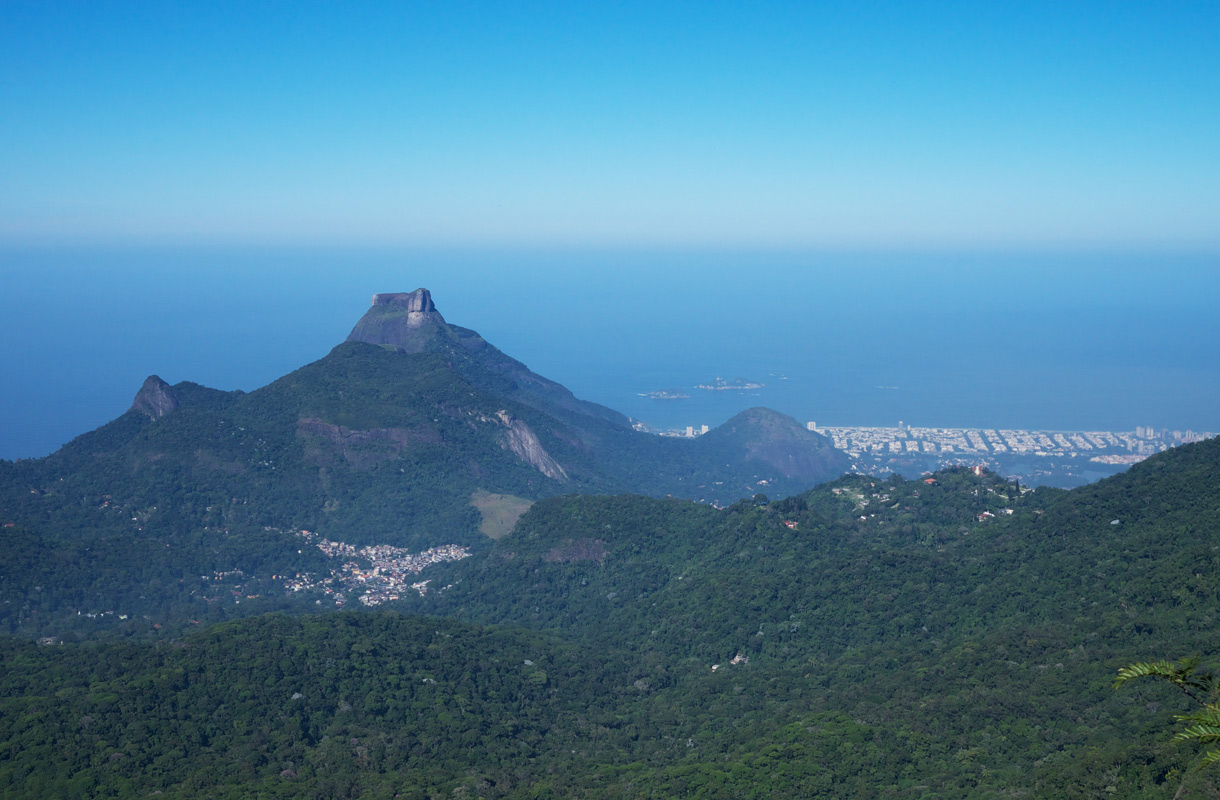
[2,246,1217,460]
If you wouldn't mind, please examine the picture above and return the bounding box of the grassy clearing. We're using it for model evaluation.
[470,489,534,539]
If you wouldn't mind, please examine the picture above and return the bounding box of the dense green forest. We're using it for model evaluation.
[3,438,1220,797]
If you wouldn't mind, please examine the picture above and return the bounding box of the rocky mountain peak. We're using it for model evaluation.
[371,288,437,314]
[130,375,179,419]
[346,288,451,352]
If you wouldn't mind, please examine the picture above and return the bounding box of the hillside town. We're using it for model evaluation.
[281,531,470,607]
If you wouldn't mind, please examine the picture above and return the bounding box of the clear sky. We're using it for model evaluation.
[2,1,1218,249]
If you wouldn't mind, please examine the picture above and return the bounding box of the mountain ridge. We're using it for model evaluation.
[0,289,847,637]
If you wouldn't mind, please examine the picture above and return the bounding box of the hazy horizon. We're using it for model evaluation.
[2,246,1217,461]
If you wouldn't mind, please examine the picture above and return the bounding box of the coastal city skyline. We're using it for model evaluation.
[662,419,1214,487]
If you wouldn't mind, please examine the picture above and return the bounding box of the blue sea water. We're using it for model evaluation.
[1,246,1218,460]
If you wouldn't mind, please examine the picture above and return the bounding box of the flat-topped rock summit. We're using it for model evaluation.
[371,289,438,314]
[346,288,450,352]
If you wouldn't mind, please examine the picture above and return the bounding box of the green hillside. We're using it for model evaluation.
[2,438,1219,797]
[409,438,1220,796]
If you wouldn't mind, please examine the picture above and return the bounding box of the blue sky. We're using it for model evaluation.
[3,1,1218,249]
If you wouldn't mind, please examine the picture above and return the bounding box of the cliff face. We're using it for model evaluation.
[496,410,569,482]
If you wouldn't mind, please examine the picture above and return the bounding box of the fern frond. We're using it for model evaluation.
[1175,725,1220,744]
[1115,660,1186,687]
[1176,709,1220,727]
[1115,655,1212,700]
[1117,655,1220,769]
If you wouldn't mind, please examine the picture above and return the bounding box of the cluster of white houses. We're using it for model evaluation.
[281,531,470,606]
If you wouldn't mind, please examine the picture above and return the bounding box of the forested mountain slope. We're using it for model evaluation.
[3,439,1219,797]
[0,290,844,638]
[409,438,1220,797]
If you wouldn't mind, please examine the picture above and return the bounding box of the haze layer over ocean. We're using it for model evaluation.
[1,247,1217,460]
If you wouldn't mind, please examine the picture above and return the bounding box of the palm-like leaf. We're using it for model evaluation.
[1115,656,1214,702]
[1175,725,1220,743]
[1116,655,1220,770]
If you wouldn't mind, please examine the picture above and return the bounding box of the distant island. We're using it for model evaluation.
[695,377,765,391]
[639,388,691,400]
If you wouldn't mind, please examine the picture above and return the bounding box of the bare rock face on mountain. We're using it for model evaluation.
[345,289,450,352]
[495,410,569,481]
[374,289,437,314]
[130,375,179,419]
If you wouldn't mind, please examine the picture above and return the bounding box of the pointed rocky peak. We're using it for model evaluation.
[346,288,453,353]
[131,375,179,419]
